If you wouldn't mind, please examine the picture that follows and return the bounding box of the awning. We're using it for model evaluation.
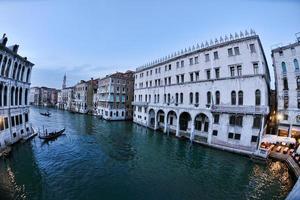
[278,126,289,132]
[261,135,296,144]
[292,126,300,132]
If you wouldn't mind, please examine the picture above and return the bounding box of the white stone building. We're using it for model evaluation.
[133,30,270,155]
[272,34,300,140]
[96,71,134,120]
[0,34,34,149]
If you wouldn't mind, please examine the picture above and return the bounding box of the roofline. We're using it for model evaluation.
[0,43,34,66]
[271,41,300,54]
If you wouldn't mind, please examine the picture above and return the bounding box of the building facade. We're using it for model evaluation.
[133,30,270,154]
[0,34,34,149]
[29,86,41,106]
[272,35,300,141]
[96,71,134,120]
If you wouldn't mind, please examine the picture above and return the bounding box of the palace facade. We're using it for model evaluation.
[272,34,300,140]
[0,34,34,149]
[96,71,134,120]
[133,30,270,154]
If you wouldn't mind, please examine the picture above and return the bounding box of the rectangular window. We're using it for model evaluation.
[0,118,4,131]
[228,48,233,56]
[165,65,168,71]
[215,68,220,79]
[181,74,184,83]
[234,133,241,140]
[228,132,234,139]
[213,114,219,124]
[237,65,242,76]
[253,63,259,74]
[11,116,15,127]
[234,47,240,55]
[230,66,235,77]
[176,61,180,68]
[181,60,184,67]
[4,117,8,129]
[213,51,219,60]
[189,58,193,65]
[195,71,199,81]
[194,56,199,64]
[205,54,210,62]
[283,78,288,90]
[251,135,258,143]
[212,130,218,136]
[169,64,171,70]
[253,116,261,129]
[250,44,256,53]
[176,75,180,84]
[190,73,194,82]
[206,70,211,80]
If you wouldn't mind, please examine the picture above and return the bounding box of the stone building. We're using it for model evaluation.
[0,34,34,149]
[96,71,134,120]
[272,33,300,140]
[29,86,41,106]
[73,78,97,114]
[133,30,270,155]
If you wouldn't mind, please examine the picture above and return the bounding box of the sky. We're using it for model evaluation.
[0,0,299,89]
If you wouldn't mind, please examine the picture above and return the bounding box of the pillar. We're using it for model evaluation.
[154,111,158,130]
[163,113,168,133]
[176,116,180,137]
[190,120,195,141]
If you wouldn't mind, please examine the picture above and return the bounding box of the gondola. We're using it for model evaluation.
[38,128,65,140]
[40,112,51,117]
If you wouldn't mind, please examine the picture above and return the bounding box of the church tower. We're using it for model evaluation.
[62,73,66,89]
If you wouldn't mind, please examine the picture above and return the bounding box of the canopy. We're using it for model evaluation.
[261,135,296,144]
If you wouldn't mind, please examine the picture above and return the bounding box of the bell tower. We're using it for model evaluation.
[62,73,66,89]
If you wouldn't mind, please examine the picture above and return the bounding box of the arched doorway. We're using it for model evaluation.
[179,112,191,131]
[157,110,165,130]
[194,113,210,143]
[148,109,155,128]
[167,110,177,134]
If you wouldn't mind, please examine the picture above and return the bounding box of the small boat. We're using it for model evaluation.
[39,128,65,140]
[40,111,51,117]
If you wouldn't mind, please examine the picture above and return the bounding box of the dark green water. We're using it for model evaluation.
[0,107,295,200]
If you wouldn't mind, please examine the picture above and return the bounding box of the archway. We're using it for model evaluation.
[148,109,155,128]
[179,112,191,131]
[156,110,165,129]
[194,113,209,132]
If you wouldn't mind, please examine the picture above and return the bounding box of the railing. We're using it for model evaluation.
[211,105,269,114]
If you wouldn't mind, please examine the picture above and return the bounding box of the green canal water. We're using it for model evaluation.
[0,107,295,200]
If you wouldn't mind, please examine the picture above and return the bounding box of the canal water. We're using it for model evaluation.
[0,107,295,200]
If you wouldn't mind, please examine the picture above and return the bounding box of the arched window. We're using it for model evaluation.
[255,89,261,106]
[180,93,183,104]
[19,88,22,105]
[195,92,199,104]
[231,91,236,105]
[12,62,17,79]
[20,66,25,81]
[189,92,193,104]
[175,93,178,103]
[207,92,211,104]
[26,68,31,82]
[15,88,18,106]
[294,59,299,71]
[215,91,220,105]
[1,57,7,76]
[238,91,243,105]
[25,89,28,105]
[5,59,11,77]
[11,87,15,106]
[3,86,7,106]
[281,62,287,73]
[16,64,21,80]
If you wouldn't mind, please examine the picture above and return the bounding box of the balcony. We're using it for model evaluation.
[211,105,269,115]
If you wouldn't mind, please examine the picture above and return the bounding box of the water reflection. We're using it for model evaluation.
[0,107,295,200]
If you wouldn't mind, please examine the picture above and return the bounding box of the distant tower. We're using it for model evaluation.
[62,73,66,89]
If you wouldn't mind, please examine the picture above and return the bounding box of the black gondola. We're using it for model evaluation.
[40,111,51,117]
[39,128,65,140]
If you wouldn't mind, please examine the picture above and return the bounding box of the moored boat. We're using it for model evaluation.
[38,128,65,140]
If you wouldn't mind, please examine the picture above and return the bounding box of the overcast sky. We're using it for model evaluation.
[0,0,299,89]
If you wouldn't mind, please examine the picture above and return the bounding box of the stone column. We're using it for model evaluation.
[190,120,195,141]
[163,113,168,133]
[154,110,157,130]
[176,116,180,137]
[207,117,213,144]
